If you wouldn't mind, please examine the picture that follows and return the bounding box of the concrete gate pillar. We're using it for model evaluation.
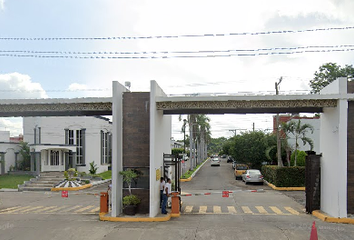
[320,77,348,218]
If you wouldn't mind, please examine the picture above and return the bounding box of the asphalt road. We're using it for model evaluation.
[1,158,354,239]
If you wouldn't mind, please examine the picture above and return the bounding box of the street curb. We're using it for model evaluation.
[264,180,305,191]
[312,210,354,224]
[180,158,209,182]
[51,184,92,191]
[99,212,173,222]
[0,188,18,192]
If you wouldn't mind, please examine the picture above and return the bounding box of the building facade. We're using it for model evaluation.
[23,116,112,174]
[0,131,20,175]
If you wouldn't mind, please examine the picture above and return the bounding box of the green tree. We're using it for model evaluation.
[290,150,307,166]
[309,62,354,93]
[281,120,314,166]
[208,137,228,154]
[18,141,30,171]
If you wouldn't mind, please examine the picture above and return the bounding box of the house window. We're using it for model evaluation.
[101,131,111,165]
[76,129,85,165]
[50,151,60,166]
[65,129,74,145]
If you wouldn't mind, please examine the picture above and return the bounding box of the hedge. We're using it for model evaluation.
[261,165,305,187]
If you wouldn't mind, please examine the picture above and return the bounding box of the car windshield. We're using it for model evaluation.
[236,166,248,170]
[212,158,219,161]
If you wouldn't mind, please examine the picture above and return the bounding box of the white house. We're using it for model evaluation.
[0,131,20,175]
[23,116,112,174]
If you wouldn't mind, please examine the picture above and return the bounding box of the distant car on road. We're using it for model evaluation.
[242,169,264,184]
[210,157,221,166]
[221,155,227,158]
[232,160,237,169]
[234,164,249,180]
[227,156,234,163]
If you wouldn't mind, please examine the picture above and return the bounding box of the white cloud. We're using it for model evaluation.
[68,83,88,91]
[0,0,4,10]
[0,118,22,136]
[0,72,48,99]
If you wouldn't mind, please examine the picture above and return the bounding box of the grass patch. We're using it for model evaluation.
[181,158,209,179]
[0,174,33,189]
[98,170,111,180]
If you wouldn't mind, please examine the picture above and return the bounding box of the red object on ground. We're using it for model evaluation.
[309,221,318,240]
[100,192,108,213]
[61,190,68,198]
[222,191,229,198]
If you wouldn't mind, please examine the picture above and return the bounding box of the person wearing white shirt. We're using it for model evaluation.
[161,178,171,214]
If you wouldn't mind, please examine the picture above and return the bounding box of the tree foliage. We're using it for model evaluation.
[309,62,354,93]
[222,131,275,169]
[18,141,30,171]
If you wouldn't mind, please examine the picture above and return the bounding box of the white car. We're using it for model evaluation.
[210,157,221,166]
[242,169,264,184]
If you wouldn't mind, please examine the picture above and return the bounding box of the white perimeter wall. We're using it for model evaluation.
[320,77,348,218]
[0,143,19,173]
[150,80,172,217]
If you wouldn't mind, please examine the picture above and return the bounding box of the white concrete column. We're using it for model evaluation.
[320,77,348,218]
[111,81,128,217]
[150,81,172,217]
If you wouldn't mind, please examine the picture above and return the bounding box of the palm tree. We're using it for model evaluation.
[195,114,211,165]
[281,119,314,166]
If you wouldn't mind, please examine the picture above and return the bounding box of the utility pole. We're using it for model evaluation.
[229,129,247,137]
[252,123,255,132]
[275,77,284,167]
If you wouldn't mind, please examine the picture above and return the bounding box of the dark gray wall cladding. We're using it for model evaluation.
[348,81,354,213]
[123,92,150,213]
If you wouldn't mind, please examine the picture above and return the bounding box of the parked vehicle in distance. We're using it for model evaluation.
[242,169,264,184]
[210,157,221,166]
[227,156,234,163]
[221,154,227,158]
[232,160,237,169]
[234,164,249,180]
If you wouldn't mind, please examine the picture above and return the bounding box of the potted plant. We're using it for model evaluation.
[119,169,141,215]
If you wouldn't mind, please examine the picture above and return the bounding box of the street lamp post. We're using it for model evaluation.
[183,119,187,155]
[275,77,284,167]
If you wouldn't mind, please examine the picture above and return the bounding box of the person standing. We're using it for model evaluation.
[160,177,165,208]
[161,178,171,214]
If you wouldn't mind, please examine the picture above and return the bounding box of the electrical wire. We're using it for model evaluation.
[0,26,353,41]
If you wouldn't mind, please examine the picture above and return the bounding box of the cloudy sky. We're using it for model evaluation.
[0,0,353,139]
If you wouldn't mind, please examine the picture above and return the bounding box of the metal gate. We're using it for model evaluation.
[163,154,181,192]
[305,151,321,213]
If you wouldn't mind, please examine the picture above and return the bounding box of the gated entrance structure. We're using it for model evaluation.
[0,78,353,218]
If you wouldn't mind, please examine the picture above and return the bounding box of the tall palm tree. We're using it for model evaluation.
[195,114,211,165]
[281,119,314,166]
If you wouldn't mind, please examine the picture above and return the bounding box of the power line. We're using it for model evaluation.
[2,44,354,55]
[1,47,354,59]
[0,26,353,41]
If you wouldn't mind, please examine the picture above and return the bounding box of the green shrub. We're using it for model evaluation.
[122,194,141,206]
[290,150,307,166]
[89,161,98,174]
[261,165,305,187]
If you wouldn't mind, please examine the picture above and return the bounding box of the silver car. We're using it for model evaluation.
[210,157,220,166]
[242,169,264,184]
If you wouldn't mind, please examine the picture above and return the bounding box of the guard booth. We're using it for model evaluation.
[163,153,181,192]
[305,151,321,213]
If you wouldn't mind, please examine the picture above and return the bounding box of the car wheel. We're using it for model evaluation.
[245,181,248,185]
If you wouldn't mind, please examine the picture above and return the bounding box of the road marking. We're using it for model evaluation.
[0,206,32,214]
[0,206,22,212]
[255,206,268,214]
[31,206,58,213]
[227,206,237,214]
[284,207,300,215]
[61,205,82,212]
[270,206,285,215]
[184,206,193,213]
[22,206,44,213]
[241,206,253,214]
[213,206,222,214]
[199,206,207,214]
[75,205,95,213]
[45,206,67,213]
[89,207,100,213]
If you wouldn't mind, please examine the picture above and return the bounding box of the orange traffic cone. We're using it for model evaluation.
[310,221,318,240]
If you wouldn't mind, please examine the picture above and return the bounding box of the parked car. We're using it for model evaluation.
[221,155,227,158]
[242,169,264,184]
[234,164,249,180]
[227,156,234,163]
[210,157,221,166]
[232,160,237,169]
